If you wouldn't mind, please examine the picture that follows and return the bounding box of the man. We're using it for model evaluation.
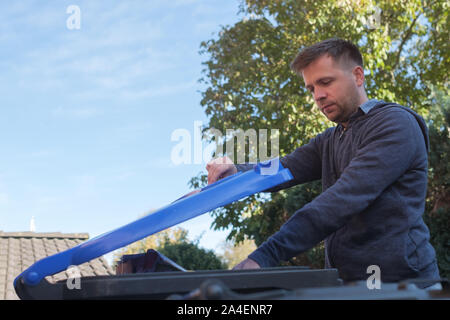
[206,38,440,288]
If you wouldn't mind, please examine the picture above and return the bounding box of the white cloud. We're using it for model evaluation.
[118,80,198,100]
[0,2,175,94]
[145,156,176,170]
[70,79,198,102]
[36,196,60,205]
[0,0,238,108]
[52,106,103,119]
[29,150,54,158]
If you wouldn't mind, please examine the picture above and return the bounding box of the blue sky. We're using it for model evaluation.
[0,1,244,258]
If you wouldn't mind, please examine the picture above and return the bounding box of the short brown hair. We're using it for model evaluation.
[290,38,363,74]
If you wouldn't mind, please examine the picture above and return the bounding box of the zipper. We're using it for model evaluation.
[328,124,349,266]
[331,126,341,180]
[327,233,336,267]
[339,124,349,140]
[326,127,341,267]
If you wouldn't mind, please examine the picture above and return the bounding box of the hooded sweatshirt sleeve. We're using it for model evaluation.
[236,129,327,192]
[248,109,428,267]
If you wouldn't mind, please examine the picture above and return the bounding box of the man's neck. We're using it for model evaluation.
[340,95,369,129]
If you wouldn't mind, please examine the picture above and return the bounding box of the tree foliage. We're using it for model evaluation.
[112,227,189,259]
[220,238,257,269]
[423,85,450,279]
[193,0,449,271]
[112,227,226,270]
[159,241,226,271]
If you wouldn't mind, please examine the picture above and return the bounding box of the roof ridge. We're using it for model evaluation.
[0,231,89,239]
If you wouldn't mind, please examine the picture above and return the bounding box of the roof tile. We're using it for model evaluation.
[0,231,115,300]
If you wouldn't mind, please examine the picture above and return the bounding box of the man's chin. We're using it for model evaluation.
[324,114,347,125]
[323,113,338,123]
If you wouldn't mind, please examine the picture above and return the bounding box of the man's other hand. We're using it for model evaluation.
[232,258,261,270]
[206,156,237,184]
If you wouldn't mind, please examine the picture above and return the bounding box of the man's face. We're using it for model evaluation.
[301,54,362,125]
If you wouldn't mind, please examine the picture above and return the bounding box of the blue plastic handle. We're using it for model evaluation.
[14,158,293,287]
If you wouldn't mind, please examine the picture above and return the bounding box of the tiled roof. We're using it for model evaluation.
[0,231,115,300]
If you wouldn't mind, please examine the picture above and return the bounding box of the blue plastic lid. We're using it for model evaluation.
[15,158,293,286]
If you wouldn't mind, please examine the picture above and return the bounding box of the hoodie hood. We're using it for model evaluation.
[369,101,430,152]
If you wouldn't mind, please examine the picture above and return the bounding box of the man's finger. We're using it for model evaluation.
[206,156,235,184]
[232,258,260,270]
[208,167,221,184]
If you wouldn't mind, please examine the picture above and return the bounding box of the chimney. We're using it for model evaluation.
[30,216,36,232]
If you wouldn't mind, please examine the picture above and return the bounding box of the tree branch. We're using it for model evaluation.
[393,12,421,71]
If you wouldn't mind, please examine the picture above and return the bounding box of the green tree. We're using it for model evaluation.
[423,85,450,279]
[220,238,257,269]
[112,227,189,260]
[160,241,226,271]
[112,227,226,271]
[192,0,449,269]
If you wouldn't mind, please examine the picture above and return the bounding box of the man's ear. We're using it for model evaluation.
[353,66,365,87]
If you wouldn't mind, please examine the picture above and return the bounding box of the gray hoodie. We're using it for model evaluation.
[239,99,440,288]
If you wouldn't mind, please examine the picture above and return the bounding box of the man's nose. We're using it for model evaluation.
[314,87,327,102]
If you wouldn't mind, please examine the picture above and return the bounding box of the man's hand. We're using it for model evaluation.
[206,156,237,184]
[232,258,261,270]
